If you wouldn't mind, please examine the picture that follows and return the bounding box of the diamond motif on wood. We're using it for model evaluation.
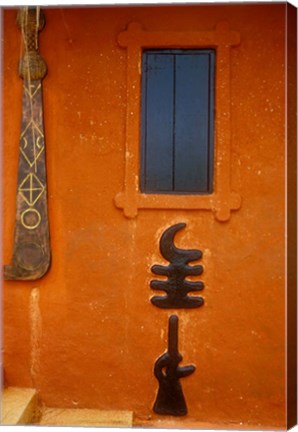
[18,173,45,206]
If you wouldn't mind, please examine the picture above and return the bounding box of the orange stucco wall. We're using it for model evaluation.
[3,4,287,428]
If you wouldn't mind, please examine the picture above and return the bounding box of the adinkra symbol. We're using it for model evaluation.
[153,315,195,416]
[150,223,204,309]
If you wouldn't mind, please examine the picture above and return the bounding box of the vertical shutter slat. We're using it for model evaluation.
[174,53,212,192]
[141,53,174,192]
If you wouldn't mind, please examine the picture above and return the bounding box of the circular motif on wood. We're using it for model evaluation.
[15,242,44,271]
[21,208,41,230]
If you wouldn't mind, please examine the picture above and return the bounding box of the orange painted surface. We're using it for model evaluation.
[3,4,287,428]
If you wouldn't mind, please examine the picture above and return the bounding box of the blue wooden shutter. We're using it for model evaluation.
[141,49,215,194]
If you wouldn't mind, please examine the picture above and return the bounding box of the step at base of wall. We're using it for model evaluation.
[1,386,39,425]
[38,407,133,427]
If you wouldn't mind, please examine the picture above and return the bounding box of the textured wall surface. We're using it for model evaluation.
[3,4,286,428]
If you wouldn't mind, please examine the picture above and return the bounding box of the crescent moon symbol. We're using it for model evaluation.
[160,223,201,262]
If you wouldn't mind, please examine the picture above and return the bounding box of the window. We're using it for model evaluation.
[141,49,215,194]
[115,21,241,221]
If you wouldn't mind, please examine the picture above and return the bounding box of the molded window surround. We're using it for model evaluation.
[114,21,241,221]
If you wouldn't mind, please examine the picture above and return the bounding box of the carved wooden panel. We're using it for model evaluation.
[4,8,50,280]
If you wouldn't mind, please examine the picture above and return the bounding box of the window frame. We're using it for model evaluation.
[114,21,241,221]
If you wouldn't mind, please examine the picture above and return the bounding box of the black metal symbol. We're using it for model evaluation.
[153,315,195,416]
[150,223,204,308]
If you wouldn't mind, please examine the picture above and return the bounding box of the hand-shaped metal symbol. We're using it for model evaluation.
[153,315,195,416]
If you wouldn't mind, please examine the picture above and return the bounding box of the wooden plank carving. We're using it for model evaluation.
[4,8,50,280]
